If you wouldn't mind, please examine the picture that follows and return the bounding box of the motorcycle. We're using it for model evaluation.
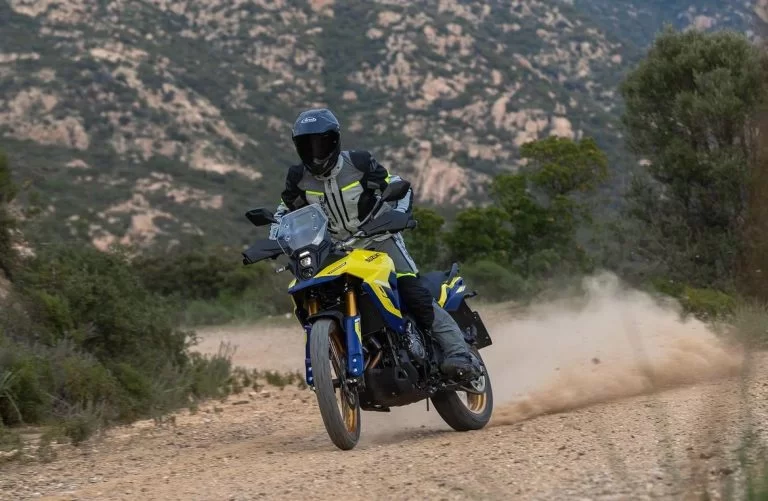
[240,180,494,450]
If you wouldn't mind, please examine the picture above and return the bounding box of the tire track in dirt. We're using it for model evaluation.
[2,272,766,500]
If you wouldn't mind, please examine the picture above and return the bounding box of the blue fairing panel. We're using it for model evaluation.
[360,282,405,333]
[387,271,402,312]
[443,278,469,312]
[288,275,339,294]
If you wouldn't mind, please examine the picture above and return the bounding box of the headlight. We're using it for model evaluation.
[300,256,312,268]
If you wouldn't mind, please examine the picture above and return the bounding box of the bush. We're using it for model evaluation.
[679,286,737,320]
[175,284,294,327]
[133,246,254,301]
[188,343,235,400]
[650,278,736,320]
[0,244,237,444]
[134,246,293,326]
[461,260,529,302]
[12,245,189,367]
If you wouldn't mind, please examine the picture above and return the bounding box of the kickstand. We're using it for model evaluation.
[426,398,430,412]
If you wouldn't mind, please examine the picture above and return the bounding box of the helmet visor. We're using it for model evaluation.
[294,132,338,166]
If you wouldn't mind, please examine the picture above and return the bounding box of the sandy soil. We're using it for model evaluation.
[2,273,767,500]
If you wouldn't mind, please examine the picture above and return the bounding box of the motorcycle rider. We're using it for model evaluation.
[269,108,479,379]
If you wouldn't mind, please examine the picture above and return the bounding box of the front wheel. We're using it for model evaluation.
[431,348,494,431]
[309,318,361,450]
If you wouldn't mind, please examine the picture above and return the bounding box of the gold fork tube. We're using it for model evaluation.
[307,297,319,315]
[345,289,358,317]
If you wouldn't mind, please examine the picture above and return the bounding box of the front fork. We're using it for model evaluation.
[303,300,318,387]
[303,285,365,388]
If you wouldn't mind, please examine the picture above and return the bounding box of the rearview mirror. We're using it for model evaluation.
[381,180,411,202]
[245,208,277,227]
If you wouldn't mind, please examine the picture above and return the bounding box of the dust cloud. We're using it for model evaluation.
[482,272,744,427]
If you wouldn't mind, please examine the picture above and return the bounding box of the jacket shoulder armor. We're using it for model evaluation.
[347,150,375,173]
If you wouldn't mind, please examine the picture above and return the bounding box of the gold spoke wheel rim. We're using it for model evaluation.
[329,331,358,433]
[460,375,488,414]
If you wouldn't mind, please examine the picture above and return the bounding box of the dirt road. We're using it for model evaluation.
[2,274,766,500]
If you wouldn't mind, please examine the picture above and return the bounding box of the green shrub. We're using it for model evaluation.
[0,341,52,425]
[0,335,123,426]
[188,343,235,400]
[54,352,120,411]
[649,277,686,298]
[134,246,293,327]
[59,403,105,446]
[111,362,155,418]
[13,245,189,368]
[680,286,737,320]
[649,279,737,320]
[0,244,238,445]
[461,260,529,302]
[133,246,254,301]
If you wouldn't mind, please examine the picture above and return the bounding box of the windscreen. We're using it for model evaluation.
[275,204,329,254]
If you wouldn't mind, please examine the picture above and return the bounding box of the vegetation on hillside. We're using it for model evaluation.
[0,152,16,280]
[0,1,758,251]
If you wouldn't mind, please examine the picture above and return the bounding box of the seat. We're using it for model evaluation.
[418,263,460,301]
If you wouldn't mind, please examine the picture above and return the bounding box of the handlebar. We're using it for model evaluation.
[334,230,366,252]
[333,213,417,253]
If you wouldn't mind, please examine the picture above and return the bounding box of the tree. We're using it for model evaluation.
[740,31,768,300]
[519,136,608,198]
[0,150,17,280]
[444,136,608,277]
[742,100,768,299]
[499,136,608,257]
[443,207,513,265]
[620,27,768,290]
[403,206,445,270]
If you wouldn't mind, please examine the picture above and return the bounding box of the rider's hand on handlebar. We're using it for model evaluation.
[334,230,366,251]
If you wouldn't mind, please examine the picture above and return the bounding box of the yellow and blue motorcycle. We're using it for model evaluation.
[241,180,494,450]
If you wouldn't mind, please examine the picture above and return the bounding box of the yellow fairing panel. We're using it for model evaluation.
[315,249,402,318]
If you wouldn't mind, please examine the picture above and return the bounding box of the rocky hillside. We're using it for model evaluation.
[0,0,762,250]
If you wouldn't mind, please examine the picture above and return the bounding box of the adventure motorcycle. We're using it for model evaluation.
[241,180,494,450]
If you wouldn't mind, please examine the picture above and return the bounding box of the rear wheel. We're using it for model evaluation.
[431,348,494,431]
[309,318,361,450]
